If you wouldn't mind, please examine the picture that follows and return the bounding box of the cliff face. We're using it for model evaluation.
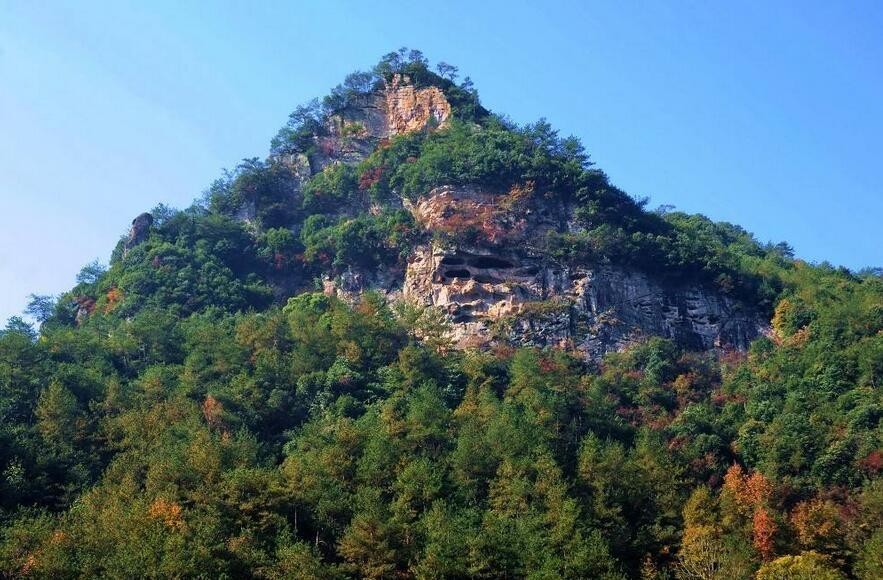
[384,75,451,135]
[400,185,764,357]
[281,74,452,173]
[274,78,766,359]
[404,246,761,356]
[318,179,765,359]
[123,213,153,256]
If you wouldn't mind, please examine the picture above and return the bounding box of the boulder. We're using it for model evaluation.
[123,212,153,256]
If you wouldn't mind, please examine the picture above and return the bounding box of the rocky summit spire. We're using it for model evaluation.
[123,212,153,257]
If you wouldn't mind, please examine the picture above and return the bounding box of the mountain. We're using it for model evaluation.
[1,49,881,578]
[118,55,773,359]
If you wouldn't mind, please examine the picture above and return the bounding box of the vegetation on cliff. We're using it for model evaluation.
[1,49,881,578]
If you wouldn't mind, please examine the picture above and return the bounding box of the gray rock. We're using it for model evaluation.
[402,245,765,359]
[123,212,153,256]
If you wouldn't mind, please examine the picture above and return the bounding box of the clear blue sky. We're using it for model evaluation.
[2,1,882,323]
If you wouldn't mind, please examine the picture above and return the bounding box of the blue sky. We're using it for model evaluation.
[1,1,882,323]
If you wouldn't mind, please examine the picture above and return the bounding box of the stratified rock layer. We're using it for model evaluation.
[403,245,762,357]
[366,183,767,358]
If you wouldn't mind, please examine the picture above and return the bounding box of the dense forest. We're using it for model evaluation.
[1,49,881,579]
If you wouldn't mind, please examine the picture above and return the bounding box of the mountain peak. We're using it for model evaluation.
[114,51,771,359]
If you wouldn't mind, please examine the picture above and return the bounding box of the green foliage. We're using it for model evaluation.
[755,552,846,580]
[1,49,881,578]
[207,158,301,228]
[2,280,881,577]
[24,294,55,324]
[271,98,326,156]
[302,163,359,212]
[300,210,419,272]
[75,259,107,286]
[360,117,603,202]
[92,210,274,319]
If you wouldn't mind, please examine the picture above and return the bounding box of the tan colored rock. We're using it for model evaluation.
[400,239,767,356]
[384,74,451,135]
[410,185,530,246]
[403,244,543,348]
[296,77,452,173]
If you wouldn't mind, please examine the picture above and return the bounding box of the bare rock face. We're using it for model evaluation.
[403,244,764,358]
[123,212,153,256]
[409,183,571,246]
[309,94,388,170]
[409,185,528,244]
[400,185,766,358]
[383,74,451,135]
[304,75,452,173]
[322,264,405,304]
[403,246,535,346]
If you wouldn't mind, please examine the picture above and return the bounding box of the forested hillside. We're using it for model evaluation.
[1,49,881,579]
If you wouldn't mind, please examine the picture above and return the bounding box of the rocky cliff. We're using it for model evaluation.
[275,74,451,173]
[403,245,761,357]
[401,184,764,358]
[246,74,767,359]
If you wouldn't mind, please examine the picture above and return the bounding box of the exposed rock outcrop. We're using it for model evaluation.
[403,246,763,357]
[124,212,153,256]
[324,183,767,359]
[272,79,766,360]
[408,183,567,247]
[299,75,452,173]
[384,75,451,135]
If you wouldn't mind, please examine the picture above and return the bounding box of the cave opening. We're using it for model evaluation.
[444,269,471,279]
[469,256,514,269]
